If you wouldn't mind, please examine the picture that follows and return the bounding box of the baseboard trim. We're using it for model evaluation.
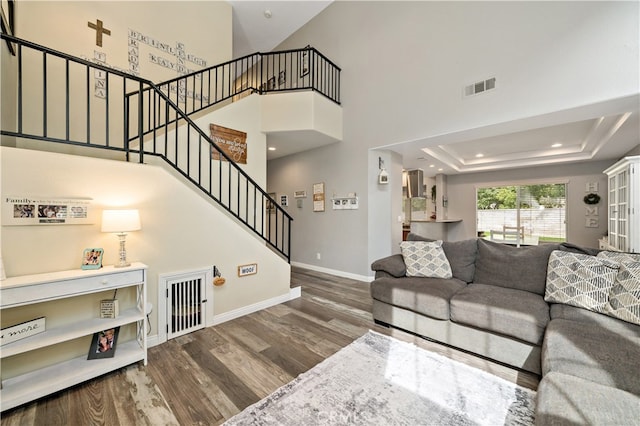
[211,287,301,326]
[291,261,374,282]
[147,334,161,348]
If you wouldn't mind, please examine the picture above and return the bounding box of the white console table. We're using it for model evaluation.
[0,263,147,411]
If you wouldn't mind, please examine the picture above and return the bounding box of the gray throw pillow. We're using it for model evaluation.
[400,240,453,278]
[598,251,640,326]
[545,250,619,313]
[407,234,477,282]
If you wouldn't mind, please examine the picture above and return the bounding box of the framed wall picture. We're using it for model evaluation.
[300,49,309,77]
[313,182,325,212]
[87,327,119,360]
[266,192,276,213]
[81,248,103,270]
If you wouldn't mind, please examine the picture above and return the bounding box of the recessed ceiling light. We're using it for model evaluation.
[429,164,435,168]
[551,143,562,148]
[264,9,272,19]
[268,147,276,151]
[475,153,484,158]
[438,168,443,171]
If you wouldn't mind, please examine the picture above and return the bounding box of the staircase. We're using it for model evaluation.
[0,34,341,262]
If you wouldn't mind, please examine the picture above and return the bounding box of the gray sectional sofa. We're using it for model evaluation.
[370,233,640,424]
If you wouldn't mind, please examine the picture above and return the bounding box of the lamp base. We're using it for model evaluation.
[115,233,131,268]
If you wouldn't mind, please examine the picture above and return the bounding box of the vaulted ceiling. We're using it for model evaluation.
[230,2,639,174]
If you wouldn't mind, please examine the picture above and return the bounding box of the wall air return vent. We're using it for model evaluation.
[464,77,496,97]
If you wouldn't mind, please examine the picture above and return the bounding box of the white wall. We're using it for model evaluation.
[268,1,639,277]
[1,147,291,342]
[15,1,231,82]
[5,1,232,153]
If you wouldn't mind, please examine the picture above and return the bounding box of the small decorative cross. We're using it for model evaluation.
[88,19,111,47]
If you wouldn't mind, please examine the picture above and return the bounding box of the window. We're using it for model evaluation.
[476,183,566,244]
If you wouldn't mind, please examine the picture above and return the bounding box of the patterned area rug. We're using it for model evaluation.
[224,331,536,425]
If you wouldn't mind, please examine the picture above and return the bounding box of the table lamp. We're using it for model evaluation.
[101,209,141,267]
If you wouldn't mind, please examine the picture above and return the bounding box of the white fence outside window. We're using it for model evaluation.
[477,208,566,240]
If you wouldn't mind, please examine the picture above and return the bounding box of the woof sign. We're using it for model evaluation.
[238,263,258,277]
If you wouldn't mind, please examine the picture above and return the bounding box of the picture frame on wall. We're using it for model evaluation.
[266,192,277,213]
[300,49,309,77]
[81,248,103,270]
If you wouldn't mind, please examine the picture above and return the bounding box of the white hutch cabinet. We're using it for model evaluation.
[604,155,639,253]
[0,263,147,411]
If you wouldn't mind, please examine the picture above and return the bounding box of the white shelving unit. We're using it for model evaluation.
[0,263,147,411]
[604,156,639,253]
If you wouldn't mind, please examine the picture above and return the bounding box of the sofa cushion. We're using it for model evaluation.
[473,239,559,295]
[536,372,640,425]
[542,318,640,395]
[441,239,477,283]
[370,276,466,320]
[545,250,619,313]
[549,304,640,339]
[400,240,452,278]
[407,234,478,283]
[450,283,549,345]
[371,254,406,278]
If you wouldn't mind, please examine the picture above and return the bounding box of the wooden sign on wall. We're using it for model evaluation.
[209,124,247,164]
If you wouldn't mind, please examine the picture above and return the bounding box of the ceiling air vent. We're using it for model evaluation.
[464,77,496,97]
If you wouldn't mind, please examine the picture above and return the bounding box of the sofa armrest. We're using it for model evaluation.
[371,254,406,278]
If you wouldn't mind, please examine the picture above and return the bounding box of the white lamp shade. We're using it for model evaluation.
[101,209,141,233]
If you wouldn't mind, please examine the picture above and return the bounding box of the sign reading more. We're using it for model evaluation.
[1,317,46,346]
[210,124,248,164]
[238,263,258,277]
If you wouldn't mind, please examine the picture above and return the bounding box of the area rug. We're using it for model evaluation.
[224,330,536,425]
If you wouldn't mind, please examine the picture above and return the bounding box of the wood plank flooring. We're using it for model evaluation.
[1,267,539,425]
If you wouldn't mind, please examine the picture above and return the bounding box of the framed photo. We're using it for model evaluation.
[81,248,103,270]
[267,76,276,91]
[87,327,119,360]
[266,192,276,213]
[300,49,309,77]
[278,70,286,86]
[313,182,325,212]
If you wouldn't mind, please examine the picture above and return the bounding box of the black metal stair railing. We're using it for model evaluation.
[128,46,341,139]
[0,34,299,261]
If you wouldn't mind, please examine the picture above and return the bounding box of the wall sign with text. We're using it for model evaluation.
[2,196,94,226]
[238,263,258,277]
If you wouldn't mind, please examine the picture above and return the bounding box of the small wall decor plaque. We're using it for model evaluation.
[238,263,258,277]
[82,248,104,270]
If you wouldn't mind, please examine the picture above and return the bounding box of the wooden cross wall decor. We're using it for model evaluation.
[88,19,111,47]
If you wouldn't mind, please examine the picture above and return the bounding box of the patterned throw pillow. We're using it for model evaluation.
[545,250,619,313]
[400,240,453,279]
[598,252,640,326]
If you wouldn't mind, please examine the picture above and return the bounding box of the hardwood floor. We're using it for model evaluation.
[1,267,539,425]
